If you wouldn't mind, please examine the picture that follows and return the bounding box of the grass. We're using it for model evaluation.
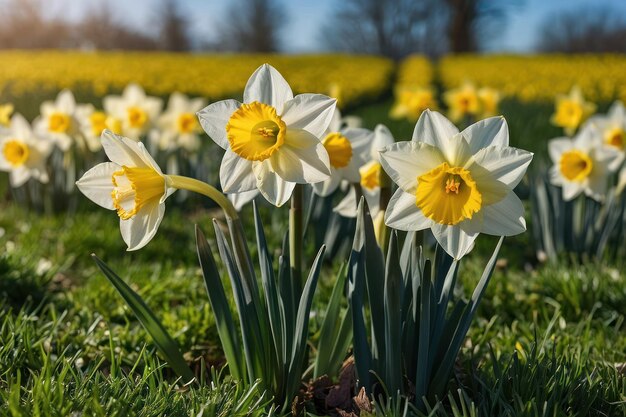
[1,99,626,416]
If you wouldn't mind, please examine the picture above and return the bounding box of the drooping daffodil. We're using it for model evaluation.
[379,109,533,259]
[33,89,79,151]
[0,114,53,187]
[197,64,336,207]
[548,125,620,202]
[156,92,207,153]
[550,86,596,136]
[104,84,163,141]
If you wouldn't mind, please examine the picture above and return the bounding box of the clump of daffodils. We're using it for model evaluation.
[443,82,502,124]
[389,86,438,121]
[380,109,533,259]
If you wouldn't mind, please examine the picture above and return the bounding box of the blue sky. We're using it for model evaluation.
[57,0,626,52]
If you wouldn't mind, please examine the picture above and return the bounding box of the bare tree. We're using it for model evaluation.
[216,0,285,52]
[321,0,449,60]
[538,6,626,53]
[155,0,191,52]
[0,0,71,48]
[445,0,521,52]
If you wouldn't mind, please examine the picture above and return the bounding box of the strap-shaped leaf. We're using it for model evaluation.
[195,226,244,381]
[92,255,195,384]
[383,232,402,395]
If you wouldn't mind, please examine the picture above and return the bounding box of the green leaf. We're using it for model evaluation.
[383,232,402,396]
[195,226,244,381]
[91,255,195,384]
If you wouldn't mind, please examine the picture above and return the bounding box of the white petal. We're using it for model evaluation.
[75,162,119,210]
[243,64,293,112]
[379,141,445,193]
[468,146,534,188]
[472,192,526,236]
[228,189,259,211]
[384,189,433,231]
[270,129,330,183]
[412,109,459,148]
[56,90,76,113]
[461,116,508,153]
[101,130,150,168]
[548,137,573,163]
[197,99,241,149]
[11,113,33,138]
[124,84,146,103]
[430,223,478,260]
[280,94,337,138]
[562,181,582,201]
[10,166,31,187]
[334,187,358,218]
[372,124,395,160]
[253,161,296,207]
[312,171,341,196]
[120,200,164,251]
[220,148,257,192]
[363,187,381,218]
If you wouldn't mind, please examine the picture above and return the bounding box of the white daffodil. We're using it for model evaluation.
[584,100,626,170]
[75,130,175,250]
[313,108,373,197]
[0,114,53,187]
[548,125,620,202]
[335,124,394,218]
[75,104,122,152]
[197,64,336,207]
[33,89,78,151]
[156,92,207,153]
[104,84,163,141]
[380,109,533,259]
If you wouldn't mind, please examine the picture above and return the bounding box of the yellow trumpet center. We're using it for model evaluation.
[90,111,108,136]
[559,150,592,182]
[111,166,165,220]
[226,101,286,161]
[177,112,198,134]
[555,100,583,128]
[322,132,353,168]
[49,112,71,133]
[127,106,148,129]
[605,127,625,149]
[415,162,482,226]
[360,162,382,190]
[3,139,30,167]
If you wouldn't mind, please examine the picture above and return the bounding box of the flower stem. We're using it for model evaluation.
[166,175,239,221]
[290,184,304,294]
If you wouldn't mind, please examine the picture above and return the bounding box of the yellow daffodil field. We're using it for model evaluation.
[1,52,626,417]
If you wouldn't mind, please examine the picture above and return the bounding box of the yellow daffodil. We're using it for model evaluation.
[549,126,619,202]
[478,87,501,119]
[380,110,533,259]
[76,130,176,250]
[550,86,596,136]
[443,82,480,123]
[104,84,163,140]
[33,90,78,151]
[390,86,437,121]
[156,92,207,152]
[0,103,13,126]
[197,64,336,207]
[0,114,53,187]
[75,104,122,152]
[313,109,373,197]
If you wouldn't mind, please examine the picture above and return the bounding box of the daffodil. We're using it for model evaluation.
[156,92,207,152]
[478,87,501,119]
[33,90,78,151]
[104,84,163,140]
[443,82,480,123]
[584,100,626,170]
[390,86,437,121]
[548,126,619,202]
[0,114,53,187]
[197,64,336,207]
[379,110,533,259]
[550,86,596,136]
[76,130,176,250]
[228,189,260,211]
[334,124,395,218]
[313,109,373,197]
[0,103,13,127]
[75,104,122,152]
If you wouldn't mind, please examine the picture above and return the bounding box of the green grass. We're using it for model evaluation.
[1,99,626,416]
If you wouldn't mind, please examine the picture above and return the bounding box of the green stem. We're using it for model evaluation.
[166,175,239,221]
[290,184,304,294]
